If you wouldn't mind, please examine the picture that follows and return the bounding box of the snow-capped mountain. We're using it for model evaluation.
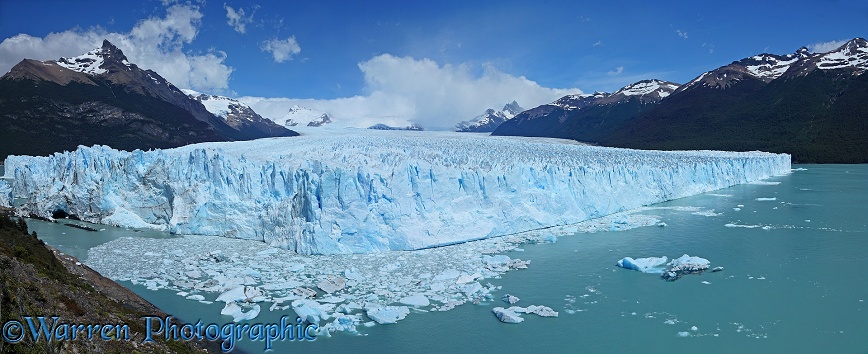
[679,38,868,92]
[279,105,333,127]
[184,90,292,138]
[455,101,525,132]
[368,123,424,131]
[494,38,868,163]
[0,40,297,159]
[550,92,609,111]
[493,79,679,138]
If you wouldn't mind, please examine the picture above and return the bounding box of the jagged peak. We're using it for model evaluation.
[55,39,130,75]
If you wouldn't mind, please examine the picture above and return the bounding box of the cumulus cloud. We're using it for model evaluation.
[261,36,301,63]
[676,30,688,39]
[0,4,233,93]
[239,54,580,129]
[807,39,849,53]
[607,66,624,76]
[224,4,255,34]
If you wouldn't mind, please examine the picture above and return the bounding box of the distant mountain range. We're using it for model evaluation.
[493,38,868,163]
[455,101,524,132]
[368,123,424,131]
[279,105,334,127]
[0,40,296,160]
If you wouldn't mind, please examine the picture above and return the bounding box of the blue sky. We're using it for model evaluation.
[1,0,866,128]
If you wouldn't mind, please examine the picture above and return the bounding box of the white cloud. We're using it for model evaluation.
[239,54,580,129]
[676,30,688,39]
[261,36,301,63]
[224,4,255,34]
[607,66,624,76]
[593,40,603,47]
[807,39,849,53]
[0,4,233,93]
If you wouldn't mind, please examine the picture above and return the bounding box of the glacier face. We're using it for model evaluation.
[3,130,791,254]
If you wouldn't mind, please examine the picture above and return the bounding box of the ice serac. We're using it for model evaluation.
[4,132,791,255]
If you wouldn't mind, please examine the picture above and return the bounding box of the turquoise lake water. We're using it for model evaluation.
[24,165,868,353]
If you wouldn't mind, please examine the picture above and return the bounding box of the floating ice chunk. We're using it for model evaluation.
[677,331,690,337]
[221,302,261,322]
[662,254,710,281]
[492,307,524,323]
[456,273,482,284]
[317,275,347,294]
[365,305,410,324]
[616,256,669,273]
[482,255,512,267]
[701,281,711,285]
[433,269,461,281]
[292,299,334,325]
[185,294,205,301]
[216,285,265,303]
[756,197,777,201]
[322,313,361,334]
[526,305,558,317]
[398,294,430,307]
[292,287,318,299]
[691,325,698,331]
[343,268,363,281]
[502,294,520,304]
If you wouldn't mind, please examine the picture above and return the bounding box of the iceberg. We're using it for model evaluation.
[3,131,791,255]
[365,305,410,324]
[617,254,713,281]
[616,256,669,273]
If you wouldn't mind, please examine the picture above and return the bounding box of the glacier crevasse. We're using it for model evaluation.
[3,133,791,254]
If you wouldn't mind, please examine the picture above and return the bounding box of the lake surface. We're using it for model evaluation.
[25,164,868,353]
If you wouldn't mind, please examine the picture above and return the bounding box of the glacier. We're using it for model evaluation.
[3,130,790,255]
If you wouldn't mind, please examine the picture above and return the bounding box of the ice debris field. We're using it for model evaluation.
[3,130,791,255]
[84,206,679,334]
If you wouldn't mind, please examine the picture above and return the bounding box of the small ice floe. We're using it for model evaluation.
[677,331,690,337]
[755,197,777,201]
[492,307,524,323]
[317,275,347,294]
[616,256,669,273]
[398,294,430,307]
[701,281,711,285]
[733,208,741,211]
[661,255,710,282]
[492,305,558,323]
[502,294,520,304]
[617,255,712,281]
[221,302,261,322]
[365,305,410,324]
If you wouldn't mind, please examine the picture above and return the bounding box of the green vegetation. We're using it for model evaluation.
[0,214,215,353]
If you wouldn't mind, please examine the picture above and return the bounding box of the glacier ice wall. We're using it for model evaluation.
[3,132,791,254]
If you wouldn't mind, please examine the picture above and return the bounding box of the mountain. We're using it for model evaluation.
[493,79,679,142]
[368,123,424,131]
[184,89,295,138]
[0,40,296,160]
[455,101,524,132]
[494,38,868,163]
[278,105,334,127]
[604,38,868,163]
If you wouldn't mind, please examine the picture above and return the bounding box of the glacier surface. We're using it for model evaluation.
[3,130,790,255]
